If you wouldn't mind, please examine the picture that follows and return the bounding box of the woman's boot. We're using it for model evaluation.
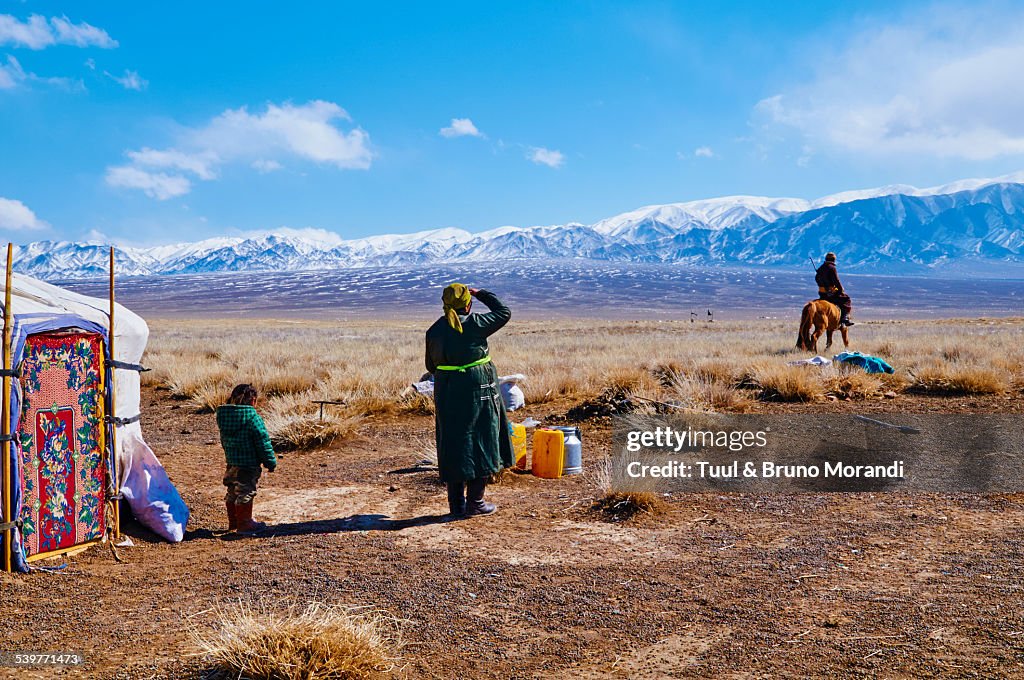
[465,478,497,517]
[447,481,466,516]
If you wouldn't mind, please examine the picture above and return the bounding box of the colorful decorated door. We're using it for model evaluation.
[16,332,107,560]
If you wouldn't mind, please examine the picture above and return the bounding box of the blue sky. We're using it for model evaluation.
[2,1,1024,245]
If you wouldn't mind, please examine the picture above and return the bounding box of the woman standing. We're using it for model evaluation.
[426,284,514,517]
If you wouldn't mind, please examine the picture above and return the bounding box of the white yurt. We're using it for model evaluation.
[1,266,189,572]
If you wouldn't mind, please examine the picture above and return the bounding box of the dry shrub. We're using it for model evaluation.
[606,367,648,393]
[992,355,1024,383]
[940,343,985,365]
[164,364,233,400]
[689,359,740,385]
[522,368,582,404]
[264,394,363,450]
[319,367,415,417]
[671,372,751,412]
[191,600,402,680]
[873,340,898,358]
[591,455,666,520]
[942,345,964,363]
[396,392,434,415]
[191,383,230,414]
[139,362,165,387]
[823,370,883,400]
[878,372,910,392]
[594,491,665,520]
[252,370,320,398]
[651,361,683,386]
[751,364,822,402]
[911,365,1008,395]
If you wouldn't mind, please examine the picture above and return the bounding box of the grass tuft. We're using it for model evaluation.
[264,393,363,450]
[191,600,402,680]
[594,491,665,520]
[910,365,1008,396]
[751,364,822,402]
[823,369,883,400]
[190,383,230,414]
[670,371,751,412]
[591,454,666,521]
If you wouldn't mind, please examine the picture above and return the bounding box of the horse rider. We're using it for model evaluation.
[815,252,855,327]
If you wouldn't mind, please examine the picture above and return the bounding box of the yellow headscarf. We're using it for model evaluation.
[442,283,472,333]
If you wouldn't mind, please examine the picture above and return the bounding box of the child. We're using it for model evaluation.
[216,384,277,533]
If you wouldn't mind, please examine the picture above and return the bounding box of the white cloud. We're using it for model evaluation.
[106,100,373,199]
[440,117,483,138]
[0,55,24,88]
[0,196,46,230]
[105,69,147,91]
[527,146,565,168]
[192,100,372,168]
[104,166,192,200]
[252,159,283,173]
[755,8,1024,161]
[0,14,117,49]
[49,16,117,48]
[694,146,715,158]
[126,148,219,180]
[84,57,95,70]
[0,54,81,91]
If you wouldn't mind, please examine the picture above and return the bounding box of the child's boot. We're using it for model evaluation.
[226,499,238,531]
[236,502,267,534]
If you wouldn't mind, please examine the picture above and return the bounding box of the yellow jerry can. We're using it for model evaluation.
[532,428,564,479]
[510,423,528,469]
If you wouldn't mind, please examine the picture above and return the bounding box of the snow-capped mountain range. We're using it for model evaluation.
[15,172,1024,279]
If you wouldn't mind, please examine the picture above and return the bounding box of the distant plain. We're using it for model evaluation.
[61,261,1024,320]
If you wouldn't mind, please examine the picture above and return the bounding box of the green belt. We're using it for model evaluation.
[436,356,492,372]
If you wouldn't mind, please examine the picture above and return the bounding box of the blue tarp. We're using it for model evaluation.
[834,351,895,375]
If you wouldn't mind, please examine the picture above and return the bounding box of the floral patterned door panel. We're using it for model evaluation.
[16,332,106,558]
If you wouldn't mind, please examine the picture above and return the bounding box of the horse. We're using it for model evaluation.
[796,299,849,353]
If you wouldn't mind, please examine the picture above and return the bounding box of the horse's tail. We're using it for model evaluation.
[797,302,813,350]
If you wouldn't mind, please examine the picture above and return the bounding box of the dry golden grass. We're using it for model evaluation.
[823,368,885,400]
[670,371,753,411]
[595,491,665,518]
[591,453,666,519]
[750,363,823,402]
[263,394,364,450]
[191,600,402,680]
[911,364,1009,395]
[143,317,1024,448]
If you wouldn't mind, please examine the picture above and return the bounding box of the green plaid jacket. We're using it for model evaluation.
[216,404,277,469]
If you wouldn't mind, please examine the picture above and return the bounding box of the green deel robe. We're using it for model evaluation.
[425,290,515,482]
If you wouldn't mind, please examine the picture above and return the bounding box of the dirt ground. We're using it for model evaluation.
[2,386,1024,679]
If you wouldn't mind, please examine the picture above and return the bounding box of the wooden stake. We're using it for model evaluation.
[109,247,120,539]
[2,243,13,572]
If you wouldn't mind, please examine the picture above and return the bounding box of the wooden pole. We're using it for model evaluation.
[2,243,14,572]
[109,247,120,539]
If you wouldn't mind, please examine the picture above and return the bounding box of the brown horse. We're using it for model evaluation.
[796,299,849,353]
